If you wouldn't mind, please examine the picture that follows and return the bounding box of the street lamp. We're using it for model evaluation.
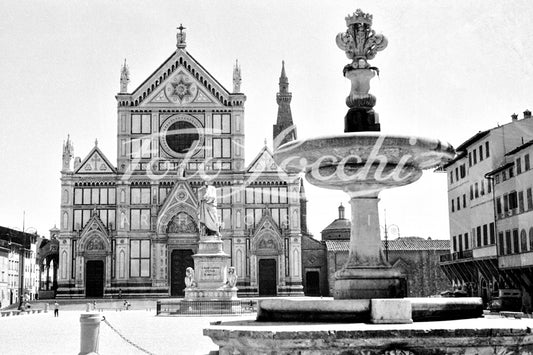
[380,209,401,262]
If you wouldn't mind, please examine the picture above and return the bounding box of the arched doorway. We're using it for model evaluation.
[305,271,320,296]
[480,278,489,305]
[258,259,277,296]
[170,249,194,296]
[86,260,104,298]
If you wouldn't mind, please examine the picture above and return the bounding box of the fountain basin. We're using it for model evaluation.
[274,132,454,194]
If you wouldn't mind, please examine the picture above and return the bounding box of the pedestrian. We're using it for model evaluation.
[92,300,97,311]
[118,288,122,299]
[54,302,59,317]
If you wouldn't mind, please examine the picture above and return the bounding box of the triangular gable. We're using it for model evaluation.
[75,146,116,174]
[251,209,283,252]
[143,68,222,108]
[156,180,199,234]
[79,212,110,241]
[131,50,231,107]
[247,146,284,173]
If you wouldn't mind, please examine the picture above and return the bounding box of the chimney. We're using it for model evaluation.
[338,203,345,219]
[524,110,531,119]
[511,113,518,121]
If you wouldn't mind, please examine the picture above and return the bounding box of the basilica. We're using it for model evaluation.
[56,27,306,298]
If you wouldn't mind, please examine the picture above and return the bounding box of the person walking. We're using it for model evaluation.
[53,302,59,317]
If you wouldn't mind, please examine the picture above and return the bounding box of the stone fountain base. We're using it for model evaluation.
[203,297,533,354]
[204,314,533,355]
[334,266,406,299]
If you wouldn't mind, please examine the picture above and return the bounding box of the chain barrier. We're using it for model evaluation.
[102,316,156,355]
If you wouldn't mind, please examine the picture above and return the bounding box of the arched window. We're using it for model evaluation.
[529,227,533,251]
[236,249,243,278]
[62,212,68,229]
[292,249,300,277]
[120,212,126,229]
[236,210,241,228]
[521,229,528,252]
[61,251,68,279]
[119,250,125,278]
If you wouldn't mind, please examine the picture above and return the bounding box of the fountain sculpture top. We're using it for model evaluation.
[274,9,454,196]
[336,9,388,132]
[336,9,388,71]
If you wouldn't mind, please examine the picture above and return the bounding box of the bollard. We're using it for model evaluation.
[86,303,91,312]
[44,303,49,313]
[79,313,103,355]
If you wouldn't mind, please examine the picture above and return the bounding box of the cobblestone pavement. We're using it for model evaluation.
[1,306,247,355]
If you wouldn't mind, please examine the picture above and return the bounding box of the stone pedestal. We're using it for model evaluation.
[78,312,103,355]
[334,193,405,299]
[184,235,237,301]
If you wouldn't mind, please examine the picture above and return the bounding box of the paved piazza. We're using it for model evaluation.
[1,301,243,354]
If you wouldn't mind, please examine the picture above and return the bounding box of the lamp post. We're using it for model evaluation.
[380,209,401,262]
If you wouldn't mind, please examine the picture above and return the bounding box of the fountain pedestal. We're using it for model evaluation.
[334,193,405,299]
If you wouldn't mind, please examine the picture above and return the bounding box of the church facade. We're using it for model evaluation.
[56,28,305,298]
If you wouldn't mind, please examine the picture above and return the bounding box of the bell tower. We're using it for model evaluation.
[273,61,297,150]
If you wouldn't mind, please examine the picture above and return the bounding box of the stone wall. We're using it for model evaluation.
[388,249,451,297]
[325,249,450,297]
[301,235,328,296]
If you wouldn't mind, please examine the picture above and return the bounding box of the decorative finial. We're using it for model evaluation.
[336,9,386,133]
[264,138,267,146]
[336,9,387,69]
[120,59,130,93]
[62,134,74,172]
[338,203,345,219]
[233,59,242,93]
[95,138,98,147]
[177,24,187,49]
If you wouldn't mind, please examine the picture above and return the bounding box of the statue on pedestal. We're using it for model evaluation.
[198,181,220,236]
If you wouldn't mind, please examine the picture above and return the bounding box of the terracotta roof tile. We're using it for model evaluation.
[325,238,449,252]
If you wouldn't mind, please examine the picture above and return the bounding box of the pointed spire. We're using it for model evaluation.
[264,138,267,146]
[176,24,187,49]
[233,59,242,93]
[279,60,288,92]
[120,59,130,93]
[62,134,74,172]
[273,61,297,150]
[95,138,98,147]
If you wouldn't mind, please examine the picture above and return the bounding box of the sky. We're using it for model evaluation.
[2,0,533,240]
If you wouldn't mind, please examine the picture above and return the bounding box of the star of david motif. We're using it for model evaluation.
[165,74,198,104]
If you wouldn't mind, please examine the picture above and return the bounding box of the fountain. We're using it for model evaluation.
[204,10,533,354]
